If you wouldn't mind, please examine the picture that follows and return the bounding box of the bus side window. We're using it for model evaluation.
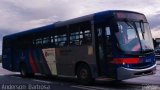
[58,34,67,47]
[82,30,92,45]
[105,26,112,57]
[54,35,58,46]
[68,21,92,46]
[43,37,50,44]
[70,32,80,46]
[98,28,102,36]
[69,23,81,46]
[106,27,111,36]
[80,21,92,45]
[51,36,54,43]
[36,38,42,45]
[105,27,111,41]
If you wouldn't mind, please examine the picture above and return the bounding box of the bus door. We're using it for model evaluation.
[95,24,113,76]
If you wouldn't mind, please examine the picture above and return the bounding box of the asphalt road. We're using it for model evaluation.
[0,64,160,90]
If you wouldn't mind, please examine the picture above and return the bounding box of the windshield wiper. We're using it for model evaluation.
[123,19,138,32]
[124,19,134,29]
[139,20,145,39]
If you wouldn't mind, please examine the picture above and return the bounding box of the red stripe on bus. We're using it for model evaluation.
[112,58,139,64]
[29,52,37,73]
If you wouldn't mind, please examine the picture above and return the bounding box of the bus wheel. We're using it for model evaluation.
[20,64,28,77]
[77,64,94,85]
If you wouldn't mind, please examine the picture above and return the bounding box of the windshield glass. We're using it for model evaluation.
[116,21,154,53]
[136,22,154,51]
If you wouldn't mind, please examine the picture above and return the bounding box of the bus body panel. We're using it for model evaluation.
[55,46,96,76]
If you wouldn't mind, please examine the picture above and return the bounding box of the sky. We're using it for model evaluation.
[0,0,160,54]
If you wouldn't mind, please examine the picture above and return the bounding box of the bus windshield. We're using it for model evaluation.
[116,21,154,53]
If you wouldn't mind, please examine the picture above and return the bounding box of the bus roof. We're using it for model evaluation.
[3,10,144,40]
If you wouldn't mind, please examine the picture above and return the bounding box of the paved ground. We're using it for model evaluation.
[156,61,160,65]
[0,63,160,90]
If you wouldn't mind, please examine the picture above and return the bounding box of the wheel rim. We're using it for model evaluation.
[80,69,88,79]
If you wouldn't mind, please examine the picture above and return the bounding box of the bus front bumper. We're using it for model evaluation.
[116,63,156,80]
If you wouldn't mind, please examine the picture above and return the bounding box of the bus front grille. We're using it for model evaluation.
[129,62,153,69]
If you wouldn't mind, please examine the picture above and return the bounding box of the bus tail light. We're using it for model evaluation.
[112,58,139,64]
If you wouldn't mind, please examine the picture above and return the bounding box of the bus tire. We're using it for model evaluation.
[77,64,94,85]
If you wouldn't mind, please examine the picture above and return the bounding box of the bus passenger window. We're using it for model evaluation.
[69,32,80,46]
[69,21,92,46]
[36,38,42,45]
[105,27,111,41]
[105,27,111,36]
[51,36,54,43]
[43,37,50,44]
[54,36,58,46]
[82,30,92,45]
[32,40,35,45]
[98,28,102,36]
[54,34,68,47]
